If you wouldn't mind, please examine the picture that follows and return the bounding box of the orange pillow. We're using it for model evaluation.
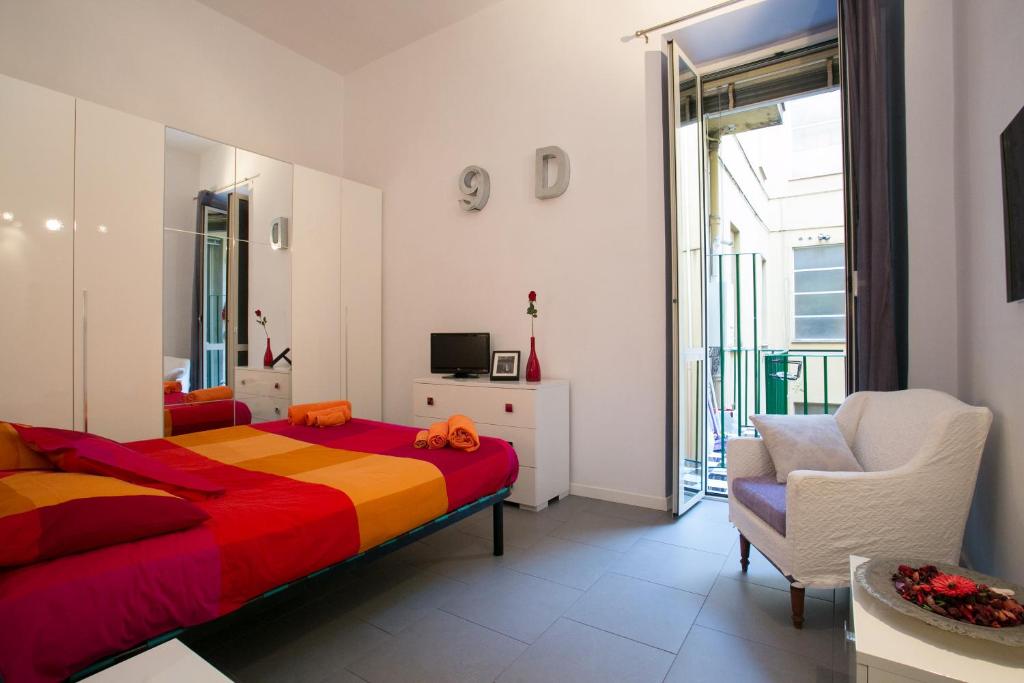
[0,470,209,567]
[0,423,53,471]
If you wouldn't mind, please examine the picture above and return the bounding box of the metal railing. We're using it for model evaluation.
[706,252,847,496]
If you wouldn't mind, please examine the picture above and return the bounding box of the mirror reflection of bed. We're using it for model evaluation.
[162,129,292,435]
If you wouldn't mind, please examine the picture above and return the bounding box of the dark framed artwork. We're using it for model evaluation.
[489,351,521,381]
[1001,103,1024,302]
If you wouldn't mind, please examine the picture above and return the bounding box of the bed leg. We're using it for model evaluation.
[492,502,504,556]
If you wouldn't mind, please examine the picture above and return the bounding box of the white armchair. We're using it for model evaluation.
[727,389,992,628]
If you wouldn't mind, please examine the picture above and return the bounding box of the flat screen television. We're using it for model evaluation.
[431,333,490,378]
[1001,103,1024,302]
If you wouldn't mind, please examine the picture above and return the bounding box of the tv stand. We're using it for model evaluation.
[442,373,479,379]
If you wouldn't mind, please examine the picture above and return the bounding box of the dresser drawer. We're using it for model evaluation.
[413,417,535,468]
[242,395,288,423]
[236,370,291,399]
[507,465,536,506]
[413,383,535,428]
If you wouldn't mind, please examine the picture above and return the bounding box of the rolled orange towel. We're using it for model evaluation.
[427,421,449,449]
[185,386,233,403]
[413,430,429,449]
[163,380,182,394]
[307,404,351,428]
[288,400,351,425]
[448,414,480,452]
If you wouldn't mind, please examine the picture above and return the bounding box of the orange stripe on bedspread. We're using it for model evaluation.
[167,426,450,551]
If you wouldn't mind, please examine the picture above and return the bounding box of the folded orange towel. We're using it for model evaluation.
[287,400,351,425]
[306,404,351,428]
[427,421,449,449]
[413,430,429,449]
[185,386,233,403]
[448,414,480,453]
[163,380,182,394]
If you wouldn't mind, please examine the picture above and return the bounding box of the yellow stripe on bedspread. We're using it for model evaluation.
[169,426,449,551]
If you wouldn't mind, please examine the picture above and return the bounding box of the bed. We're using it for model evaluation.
[162,391,253,436]
[0,418,518,683]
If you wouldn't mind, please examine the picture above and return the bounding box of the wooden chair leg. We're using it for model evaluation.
[790,585,805,629]
[739,533,750,573]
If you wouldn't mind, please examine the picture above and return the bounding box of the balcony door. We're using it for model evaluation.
[667,41,708,516]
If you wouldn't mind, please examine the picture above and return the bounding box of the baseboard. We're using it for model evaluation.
[569,482,670,511]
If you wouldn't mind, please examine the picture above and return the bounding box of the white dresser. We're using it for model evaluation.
[236,367,292,423]
[412,376,570,511]
[850,556,1024,682]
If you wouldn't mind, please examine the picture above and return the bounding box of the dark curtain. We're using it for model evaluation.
[839,0,909,391]
[190,191,227,392]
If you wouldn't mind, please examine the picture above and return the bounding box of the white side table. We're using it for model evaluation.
[82,639,231,682]
[850,555,1024,682]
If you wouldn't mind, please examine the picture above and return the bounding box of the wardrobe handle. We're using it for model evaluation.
[82,290,89,433]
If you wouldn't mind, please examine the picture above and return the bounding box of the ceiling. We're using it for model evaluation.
[668,0,837,68]
[197,0,504,75]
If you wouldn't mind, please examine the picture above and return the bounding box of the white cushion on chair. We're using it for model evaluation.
[750,414,863,483]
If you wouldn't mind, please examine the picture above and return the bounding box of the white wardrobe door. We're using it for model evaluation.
[291,165,344,404]
[341,179,383,421]
[0,74,75,427]
[73,100,163,441]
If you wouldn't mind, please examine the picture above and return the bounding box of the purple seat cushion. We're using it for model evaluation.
[732,475,787,536]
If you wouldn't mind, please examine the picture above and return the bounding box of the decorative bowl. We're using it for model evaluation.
[855,557,1024,647]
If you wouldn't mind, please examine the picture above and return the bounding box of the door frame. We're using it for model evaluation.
[665,39,709,516]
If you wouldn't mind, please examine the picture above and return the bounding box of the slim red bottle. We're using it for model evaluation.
[525,336,541,382]
[263,338,273,368]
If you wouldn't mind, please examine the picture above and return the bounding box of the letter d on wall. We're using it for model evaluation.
[535,146,570,199]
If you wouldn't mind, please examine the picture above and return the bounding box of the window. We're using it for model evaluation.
[793,244,845,341]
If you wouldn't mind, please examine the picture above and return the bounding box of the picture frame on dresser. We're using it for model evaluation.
[490,351,521,381]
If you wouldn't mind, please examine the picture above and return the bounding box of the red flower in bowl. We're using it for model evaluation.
[931,574,978,599]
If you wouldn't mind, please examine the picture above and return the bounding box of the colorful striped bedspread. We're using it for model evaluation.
[0,418,518,683]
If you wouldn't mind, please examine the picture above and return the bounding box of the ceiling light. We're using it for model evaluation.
[1,211,13,222]
[45,218,63,231]
[97,224,109,234]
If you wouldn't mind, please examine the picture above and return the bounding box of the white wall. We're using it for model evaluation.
[0,0,344,176]
[949,0,1024,584]
[343,0,717,508]
[904,0,959,396]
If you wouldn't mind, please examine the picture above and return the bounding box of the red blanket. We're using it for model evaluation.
[0,418,518,682]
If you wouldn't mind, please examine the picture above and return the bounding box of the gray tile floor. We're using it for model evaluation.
[191,497,854,682]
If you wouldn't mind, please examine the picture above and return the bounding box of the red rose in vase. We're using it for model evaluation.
[255,309,273,367]
[525,291,540,382]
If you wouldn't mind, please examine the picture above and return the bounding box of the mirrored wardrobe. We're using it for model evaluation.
[163,130,294,434]
[1,71,381,443]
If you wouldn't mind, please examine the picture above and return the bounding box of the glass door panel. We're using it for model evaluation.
[668,41,708,515]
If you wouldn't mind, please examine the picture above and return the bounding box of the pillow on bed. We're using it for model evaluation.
[0,423,53,470]
[0,470,208,567]
[11,425,224,499]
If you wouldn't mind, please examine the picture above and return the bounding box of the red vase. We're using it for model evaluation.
[525,336,541,382]
[263,338,273,368]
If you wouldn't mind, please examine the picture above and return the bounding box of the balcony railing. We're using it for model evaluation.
[704,253,847,496]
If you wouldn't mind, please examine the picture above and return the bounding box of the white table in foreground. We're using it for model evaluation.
[82,639,231,682]
[850,555,1024,682]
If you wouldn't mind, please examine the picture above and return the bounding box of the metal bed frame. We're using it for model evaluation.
[67,487,510,681]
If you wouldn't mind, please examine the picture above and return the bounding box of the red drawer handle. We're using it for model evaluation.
[505,403,513,413]
[427,397,434,406]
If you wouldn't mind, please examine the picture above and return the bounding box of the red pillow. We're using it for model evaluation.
[12,425,224,499]
[0,470,209,567]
